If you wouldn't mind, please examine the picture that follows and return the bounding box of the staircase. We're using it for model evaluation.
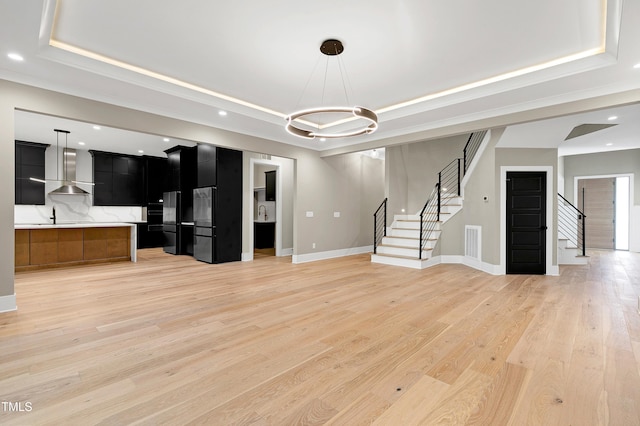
[371,132,486,269]
[371,195,463,268]
[557,193,589,265]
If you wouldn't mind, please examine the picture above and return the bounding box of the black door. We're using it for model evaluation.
[506,172,546,274]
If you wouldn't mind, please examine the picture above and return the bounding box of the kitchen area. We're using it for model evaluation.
[14,112,243,271]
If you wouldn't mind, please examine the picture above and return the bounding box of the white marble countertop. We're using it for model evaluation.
[15,222,138,230]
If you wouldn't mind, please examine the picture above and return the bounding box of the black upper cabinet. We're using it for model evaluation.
[165,145,196,193]
[15,141,48,205]
[142,156,168,204]
[265,170,276,201]
[197,144,217,187]
[90,150,143,206]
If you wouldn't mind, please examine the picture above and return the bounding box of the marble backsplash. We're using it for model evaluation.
[15,194,143,224]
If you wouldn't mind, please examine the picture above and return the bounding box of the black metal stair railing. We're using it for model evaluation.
[557,193,586,256]
[373,198,387,254]
[419,185,439,259]
[463,131,487,174]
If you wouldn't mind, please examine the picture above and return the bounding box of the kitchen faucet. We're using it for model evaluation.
[258,205,268,221]
[50,206,56,225]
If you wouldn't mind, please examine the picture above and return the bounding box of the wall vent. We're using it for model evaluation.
[465,225,481,260]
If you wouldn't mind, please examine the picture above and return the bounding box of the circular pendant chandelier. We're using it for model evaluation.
[285,39,378,140]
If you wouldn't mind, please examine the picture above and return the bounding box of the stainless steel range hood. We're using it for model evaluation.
[49,148,90,195]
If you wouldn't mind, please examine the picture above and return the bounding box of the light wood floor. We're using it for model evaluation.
[2,249,640,425]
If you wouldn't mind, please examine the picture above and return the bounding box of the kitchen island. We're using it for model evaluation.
[15,222,137,272]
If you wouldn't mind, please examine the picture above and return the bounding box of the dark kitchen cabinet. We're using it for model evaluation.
[90,151,143,206]
[265,170,276,201]
[254,222,275,249]
[214,147,243,263]
[190,145,242,263]
[15,141,48,205]
[197,143,217,187]
[165,146,196,194]
[142,156,168,204]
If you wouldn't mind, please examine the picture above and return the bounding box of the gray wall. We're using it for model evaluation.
[450,129,558,267]
[314,153,385,251]
[0,79,383,306]
[385,134,468,217]
[456,129,501,264]
[563,149,640,205]
[562,148,640,253]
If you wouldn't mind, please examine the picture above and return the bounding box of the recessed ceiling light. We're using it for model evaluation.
[319,138,326,142]
[371,149,379,158]
[218,110,227,116]
[93,125,101,130]
[608,116,618,120]
[606,143,614,146]
[78,142,86,146]
[138,150,144,153]
[163,137,170,142]
[7,52,24,61]
[634,63,640,69]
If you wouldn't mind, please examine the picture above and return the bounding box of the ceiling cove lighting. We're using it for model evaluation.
[285,39,378,140]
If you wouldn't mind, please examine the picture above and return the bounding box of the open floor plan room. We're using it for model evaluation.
[2,249,640,424]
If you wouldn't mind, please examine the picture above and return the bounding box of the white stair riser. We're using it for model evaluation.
[389,229,440,238]
[381,237,437,249]
[392,221,441,231]
[377,246,432,258]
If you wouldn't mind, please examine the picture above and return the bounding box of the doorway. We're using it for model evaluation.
[577,176,630,250]
[249,158,282,259]
[253,167,277,258]
[506,171,547,274]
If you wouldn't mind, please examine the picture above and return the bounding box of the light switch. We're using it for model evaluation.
[334,212,340,218]
[306,211,314,217]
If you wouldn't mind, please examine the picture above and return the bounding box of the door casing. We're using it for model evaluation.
[500,166,557,276]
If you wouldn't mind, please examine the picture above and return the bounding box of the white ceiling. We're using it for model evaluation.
[1,0,640,156]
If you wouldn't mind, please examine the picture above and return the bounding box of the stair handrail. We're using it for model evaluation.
[463,131,486,174]
[557,193,587,256]
[373,198,387,254]
[419,185,440,259]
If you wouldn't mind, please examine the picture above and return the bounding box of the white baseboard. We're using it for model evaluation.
[242,247,294,262]
[0,293,17,313]
[241,252,253,262]
[293,245,373,264]
[547,265,560,276]
[438,255,502,275]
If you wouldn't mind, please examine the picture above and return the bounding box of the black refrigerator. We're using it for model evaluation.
[162,191,181,254]
[193,187,215,263]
